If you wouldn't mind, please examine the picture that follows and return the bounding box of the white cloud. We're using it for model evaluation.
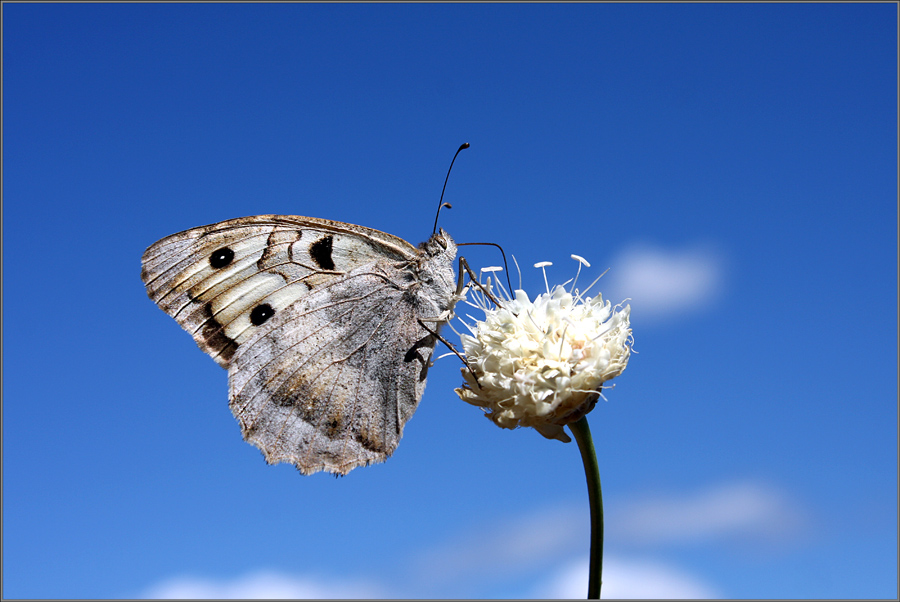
[611,480,808,547]
[142,480,804,598]
[143,559,720,601]
[142,570,383,599]
[534,556,722,599]
[602,243,725,321]
[411,501,587,584]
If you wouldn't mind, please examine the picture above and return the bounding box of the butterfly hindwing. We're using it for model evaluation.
[228,268,438,475]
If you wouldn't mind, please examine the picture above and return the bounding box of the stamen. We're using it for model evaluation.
[571,254,591,267]
[534,261,552,293]
[570,254,590,293]
[559,322,569,359]
[577,268,610,303]
[446,320,464,338]
[512,255,523,292]
[482,266,511,302]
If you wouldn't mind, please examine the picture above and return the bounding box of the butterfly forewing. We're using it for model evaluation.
[141,215,459,475]
[141,216,418,366]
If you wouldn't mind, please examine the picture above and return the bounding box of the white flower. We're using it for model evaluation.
[455,257,632,442]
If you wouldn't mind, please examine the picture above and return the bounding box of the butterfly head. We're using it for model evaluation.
[420,228,457,260]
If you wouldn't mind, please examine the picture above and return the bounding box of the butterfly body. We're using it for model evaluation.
[142,215,459,475]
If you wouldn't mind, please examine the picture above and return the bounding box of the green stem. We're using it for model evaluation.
[570,416,603,599]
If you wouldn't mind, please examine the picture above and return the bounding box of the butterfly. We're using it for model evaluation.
[141,214,463,476]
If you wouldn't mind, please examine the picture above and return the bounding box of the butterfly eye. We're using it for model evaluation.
[210,247,235,269]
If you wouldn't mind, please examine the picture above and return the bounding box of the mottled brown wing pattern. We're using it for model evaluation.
[228,269,439,475]
[141,214,459,475]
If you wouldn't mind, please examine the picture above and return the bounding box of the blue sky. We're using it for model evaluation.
[3,3,896,599]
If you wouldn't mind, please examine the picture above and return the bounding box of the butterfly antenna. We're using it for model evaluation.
[458,241,513,294]
[433,142,470,235]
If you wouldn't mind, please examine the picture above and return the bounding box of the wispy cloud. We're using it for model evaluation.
[141,480,805,598]
[143,557,721,600]
[142,570,383,599]
[533,556,722,599]
[601,242,725,321]
[409,501,587,585]
[610,480,809,548]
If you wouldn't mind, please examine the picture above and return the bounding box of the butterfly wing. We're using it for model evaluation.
[228,267,444,475]
[141,215,416,367]
[141,215,458,475]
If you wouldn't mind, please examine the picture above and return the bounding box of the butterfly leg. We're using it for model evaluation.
[416,318,480,385]
[455,256,469,297]
[412,256,496,385]
[458,257,505,308]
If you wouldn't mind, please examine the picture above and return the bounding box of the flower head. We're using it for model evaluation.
[455,257,632,442]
